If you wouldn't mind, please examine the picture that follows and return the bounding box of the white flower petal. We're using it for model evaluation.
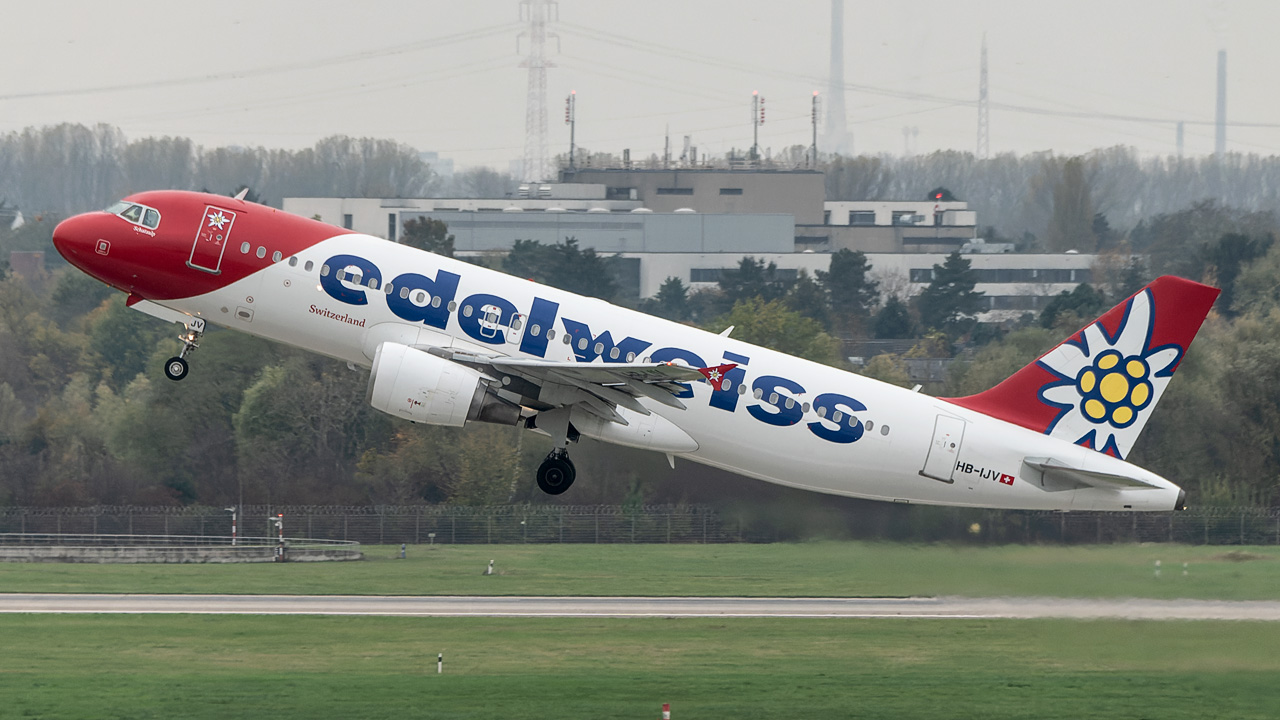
[1040,384,1082,406]
[1041,342,1088,376]
[1145,346,1181,376]
[1080,322,1110,357]
[1113,289,1152,354]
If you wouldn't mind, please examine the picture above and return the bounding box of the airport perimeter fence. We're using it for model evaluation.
[1,504,1279,546]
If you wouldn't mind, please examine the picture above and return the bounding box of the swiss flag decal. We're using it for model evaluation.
[998,473,1015,486]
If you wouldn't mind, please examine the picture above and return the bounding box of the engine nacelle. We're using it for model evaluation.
[367,342,520,427]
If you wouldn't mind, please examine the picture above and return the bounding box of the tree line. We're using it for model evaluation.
[0,124,521,216]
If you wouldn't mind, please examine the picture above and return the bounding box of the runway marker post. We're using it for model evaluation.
[438,653,443,674]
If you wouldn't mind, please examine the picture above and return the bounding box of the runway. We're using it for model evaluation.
[1,594,1279,620]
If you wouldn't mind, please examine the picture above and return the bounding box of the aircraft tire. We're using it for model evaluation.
[164,357,189,382]
[536,455,576,495]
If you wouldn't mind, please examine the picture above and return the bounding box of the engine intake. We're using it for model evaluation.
[367,342,520,427]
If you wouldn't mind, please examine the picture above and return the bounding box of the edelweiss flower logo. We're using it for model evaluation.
[1036,289,1182,458]
[207,210,229,230]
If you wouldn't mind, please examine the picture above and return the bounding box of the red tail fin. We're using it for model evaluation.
[945,276,1219,459]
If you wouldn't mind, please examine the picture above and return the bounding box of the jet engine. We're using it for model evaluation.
[367,342,520,427]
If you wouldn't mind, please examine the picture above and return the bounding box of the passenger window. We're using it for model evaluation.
[609,347,619,359]
[753,388,763,400]
[384,283,393,294]
[881,424,890,436]
[431,297,441,308]
[546,329,555,340]
[511,317,523,331]
[865,420,874,431]
[321,264,330,277]
[272,251,283,263]
[784,397,795,410]
[626,352,635,362]
[288,257,298,267]
[594,343,604,354]
[530,324,541,336]
[367,277,378,289]
[240,242,250,254]
[399,287,409,299]
[305,260,314,272]
[256,247,266,259]
[578,338,587,350]
[462,305,473,317]
[448,301,457,312]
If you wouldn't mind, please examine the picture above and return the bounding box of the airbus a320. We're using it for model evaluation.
[52,190,1219,511]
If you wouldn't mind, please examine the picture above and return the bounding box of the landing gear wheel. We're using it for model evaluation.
[536,455,576,495]
[163,356,189,382]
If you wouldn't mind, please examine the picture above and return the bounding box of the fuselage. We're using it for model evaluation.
[53,190,1182,511]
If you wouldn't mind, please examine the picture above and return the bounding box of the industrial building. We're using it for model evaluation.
[283,173,1091,322]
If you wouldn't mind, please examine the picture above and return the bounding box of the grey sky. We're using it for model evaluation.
[2,1,1274,170]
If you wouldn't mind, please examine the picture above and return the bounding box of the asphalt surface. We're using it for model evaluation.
[1,594,1279,620]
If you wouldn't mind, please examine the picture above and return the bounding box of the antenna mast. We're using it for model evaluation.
[518,0,558,182]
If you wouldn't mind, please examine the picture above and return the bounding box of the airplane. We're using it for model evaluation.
[51,190,1219,511]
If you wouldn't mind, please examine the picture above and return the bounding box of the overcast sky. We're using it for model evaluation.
[2,1,1274,171]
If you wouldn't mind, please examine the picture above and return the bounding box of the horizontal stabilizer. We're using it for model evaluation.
[1022,456,1162,493]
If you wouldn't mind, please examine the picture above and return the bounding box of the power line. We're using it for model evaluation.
[558,21,1280,131]
[0,23,518,102]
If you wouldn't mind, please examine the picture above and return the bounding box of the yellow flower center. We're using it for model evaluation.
[1100,372,1130,403]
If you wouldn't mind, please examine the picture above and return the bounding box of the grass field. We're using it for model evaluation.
[1,542,1277,599]
[1,614,1277,719]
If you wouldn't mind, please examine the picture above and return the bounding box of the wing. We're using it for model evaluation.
[423,347,706,425]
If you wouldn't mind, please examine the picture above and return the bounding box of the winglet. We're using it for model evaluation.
[697,363,738,392]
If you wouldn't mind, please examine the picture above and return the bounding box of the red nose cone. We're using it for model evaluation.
[52,212,113,282]
[51,216,79,261]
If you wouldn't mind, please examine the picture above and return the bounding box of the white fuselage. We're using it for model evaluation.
[162,233,1180,512]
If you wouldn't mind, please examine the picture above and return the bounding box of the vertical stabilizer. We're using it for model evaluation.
[945,276,1219,459]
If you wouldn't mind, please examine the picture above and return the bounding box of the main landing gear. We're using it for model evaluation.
[530,407,578,495]
[163,319,205,382]
[536,450,576,495]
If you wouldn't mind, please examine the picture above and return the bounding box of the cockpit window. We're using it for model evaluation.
[106,200,161,230]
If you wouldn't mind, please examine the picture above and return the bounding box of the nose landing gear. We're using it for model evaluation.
[163,319,205,382]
